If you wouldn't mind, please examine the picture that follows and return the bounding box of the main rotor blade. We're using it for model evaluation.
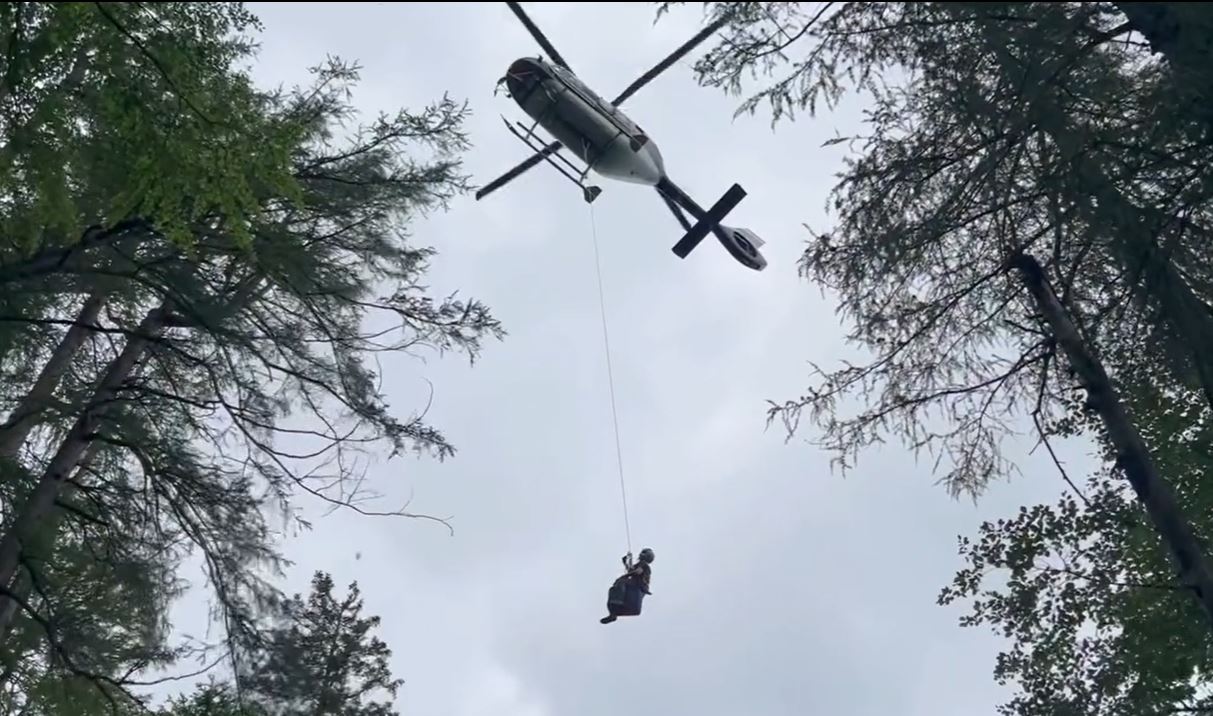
[474,141,563,201]
[611,14,730,106]
[506,1,574,72]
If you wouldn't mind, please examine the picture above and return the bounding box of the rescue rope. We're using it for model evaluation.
[587,204,632,555]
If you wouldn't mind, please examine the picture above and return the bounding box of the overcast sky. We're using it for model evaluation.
[161,2,1093,714]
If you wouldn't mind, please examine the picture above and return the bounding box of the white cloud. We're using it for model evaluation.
[452,662,550,716]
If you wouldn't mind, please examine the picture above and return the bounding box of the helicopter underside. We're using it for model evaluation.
[504,57,666,187]
[477,8,768,273]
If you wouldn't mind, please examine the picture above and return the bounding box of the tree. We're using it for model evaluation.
[936,303,1213,715]
[159,681,257,716]
[0,2,295,285]
[159,573,401,716]
[240,572,401,716]
[0,443,183,715]
[939,377,1213,715]
[666,0,1213,485]
[0,1,502,707]
[657,0,1213,711]
[0,2,293,416]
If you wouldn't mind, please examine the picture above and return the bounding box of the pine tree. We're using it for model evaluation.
[0,2,502,706]
[159,681,257,716]
[162,573,403,716]
[241,572,401,716]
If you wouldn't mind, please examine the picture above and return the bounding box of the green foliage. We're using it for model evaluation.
[0,1,501,710]
[162,573,401,716]
[240,572,400,716]
[668,1,1192,495]
[159,681,260,716]
[940,370,1213,715]
[660,1,1213,713]
[0,53,498,691]
[0,439,188,714]
[0,2,297,255]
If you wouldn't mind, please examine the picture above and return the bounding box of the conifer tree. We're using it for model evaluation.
[0,2,502,707]
[240,572,401,716]
[660,2,1213,711]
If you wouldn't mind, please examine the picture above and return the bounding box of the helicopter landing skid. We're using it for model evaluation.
[502,117,602,203]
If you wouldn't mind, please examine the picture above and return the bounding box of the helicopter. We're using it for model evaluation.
[474,2,768,272]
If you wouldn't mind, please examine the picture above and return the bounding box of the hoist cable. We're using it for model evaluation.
[587,204,632,555]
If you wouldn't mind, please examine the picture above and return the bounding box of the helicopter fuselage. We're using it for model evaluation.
[497,56,768,272]
[503,57,666,186]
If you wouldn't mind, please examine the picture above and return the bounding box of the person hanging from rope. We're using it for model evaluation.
[600,548,654,624]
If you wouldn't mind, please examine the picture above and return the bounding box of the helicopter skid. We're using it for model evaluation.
[503,117,603,203]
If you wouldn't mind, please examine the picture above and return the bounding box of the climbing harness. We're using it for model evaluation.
[587,204,632,555]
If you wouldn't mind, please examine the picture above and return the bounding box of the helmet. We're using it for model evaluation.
[638,548,655,563]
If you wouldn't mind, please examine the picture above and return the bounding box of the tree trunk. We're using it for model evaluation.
[0,441,101,675]
[0,303,168,640]
[0,292,106,460]
[1013,252,1213,628]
